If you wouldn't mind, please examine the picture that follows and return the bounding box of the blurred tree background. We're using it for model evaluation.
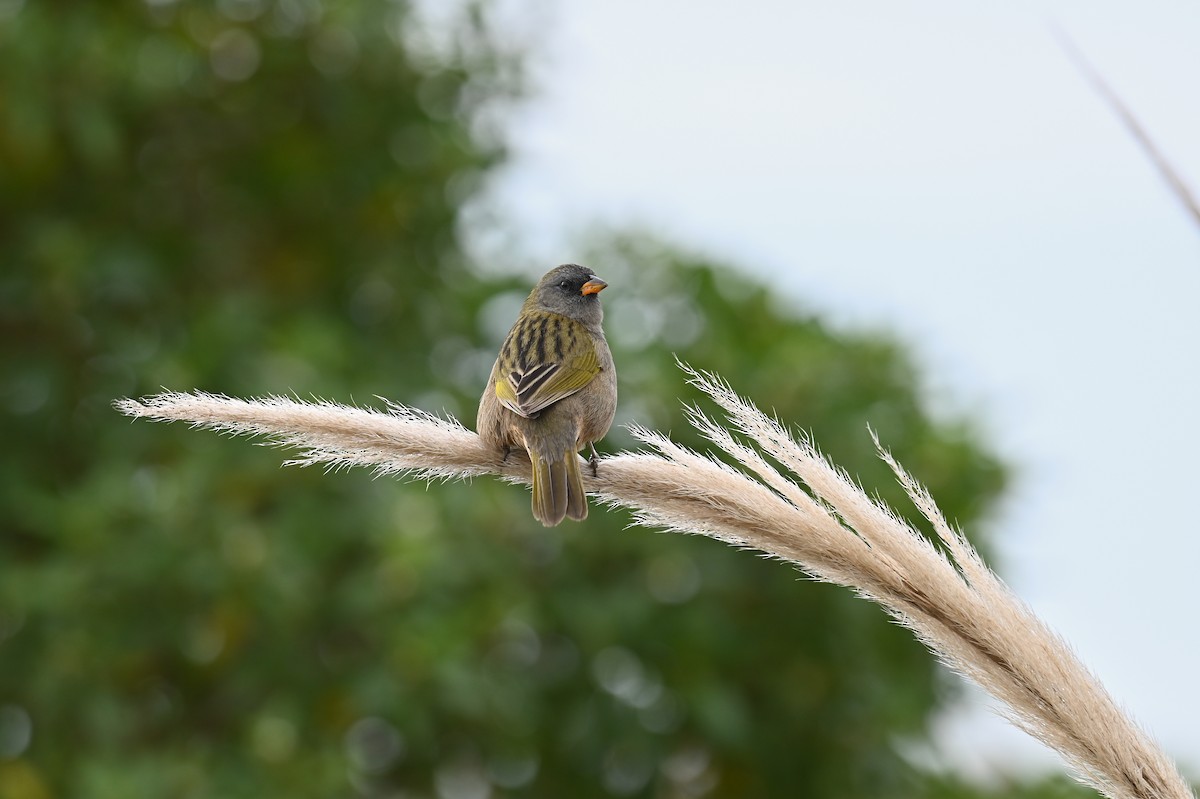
[0,2,1098,797]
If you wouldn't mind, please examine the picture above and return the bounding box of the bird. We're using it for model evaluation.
[477,264,618,527]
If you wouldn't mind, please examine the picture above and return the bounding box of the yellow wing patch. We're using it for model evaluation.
[494,313,601,418]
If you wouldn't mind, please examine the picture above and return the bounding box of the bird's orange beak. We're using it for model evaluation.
[581,277,608,296]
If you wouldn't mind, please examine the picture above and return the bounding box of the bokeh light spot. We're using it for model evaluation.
[216,0,264,23]
[434,757,491,799]
[486,752,538,790]
[209,28,260,82]
[0,0,25,21]
[0,705,32,759]
[602,741,654,796]
[344,716,405,775]
[592,647,662,709]
[251,715,297,763]
[309,27,359,76]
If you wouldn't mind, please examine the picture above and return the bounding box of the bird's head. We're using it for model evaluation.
[528,263,608,324]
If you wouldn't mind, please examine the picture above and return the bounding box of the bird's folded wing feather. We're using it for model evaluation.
[495,317,601,418]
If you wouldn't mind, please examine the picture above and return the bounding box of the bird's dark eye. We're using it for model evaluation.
[558,280,569,289]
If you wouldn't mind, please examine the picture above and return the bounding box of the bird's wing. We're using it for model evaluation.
[495,316,601,418]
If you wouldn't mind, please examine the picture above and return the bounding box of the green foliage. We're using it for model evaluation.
[923,772,1104,799]
[0,2,1087,797]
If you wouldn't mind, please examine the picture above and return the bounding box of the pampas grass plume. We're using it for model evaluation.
[115,367,1194,799]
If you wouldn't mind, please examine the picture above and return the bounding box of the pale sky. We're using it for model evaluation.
[428,0,1200,780]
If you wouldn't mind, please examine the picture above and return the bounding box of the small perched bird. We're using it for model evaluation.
[477,264,618,526]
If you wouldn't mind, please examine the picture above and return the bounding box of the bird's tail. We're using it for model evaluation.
[530,450,588,527]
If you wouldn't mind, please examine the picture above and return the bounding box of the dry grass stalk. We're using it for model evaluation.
[115,372,1193,799]
[1054,25,1200,231]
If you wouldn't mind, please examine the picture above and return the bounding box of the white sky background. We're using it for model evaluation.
[425,0,1200,780]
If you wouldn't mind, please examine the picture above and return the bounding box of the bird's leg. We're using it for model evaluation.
[588,443,600,477]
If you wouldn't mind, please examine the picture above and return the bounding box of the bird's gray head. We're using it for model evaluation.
[528,263,608,327]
